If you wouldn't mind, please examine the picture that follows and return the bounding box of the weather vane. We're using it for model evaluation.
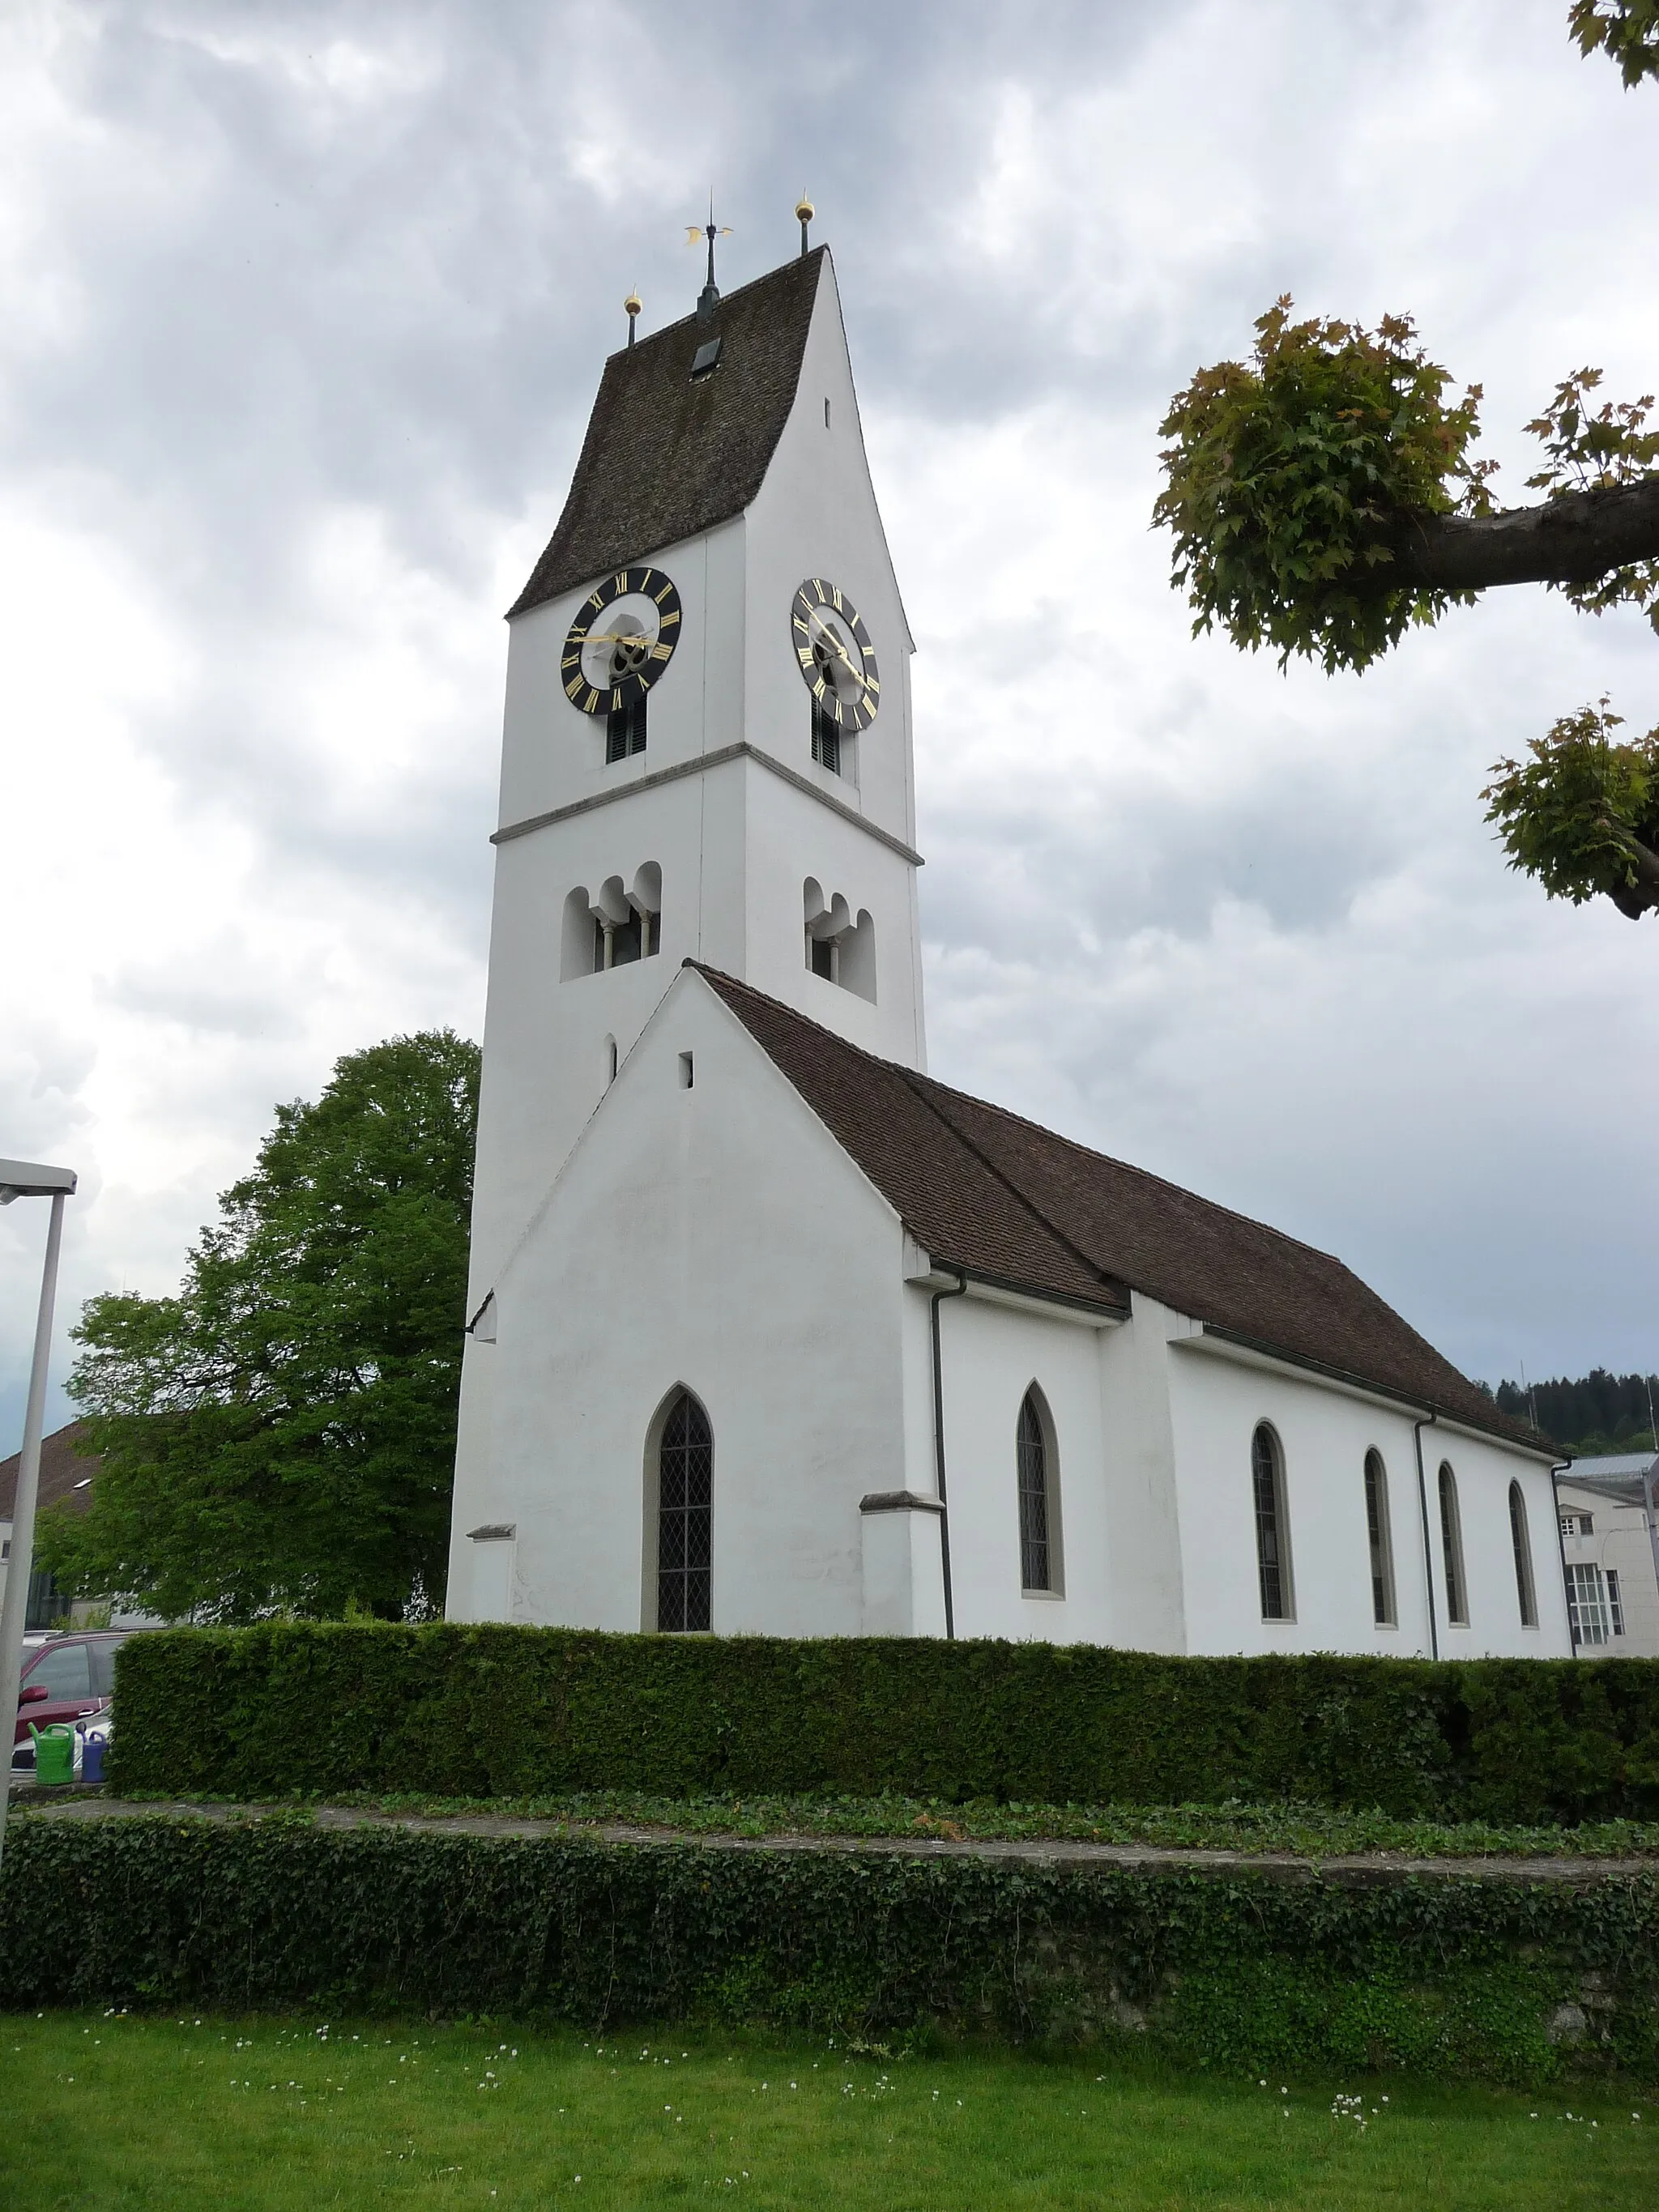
[685,194,731,323]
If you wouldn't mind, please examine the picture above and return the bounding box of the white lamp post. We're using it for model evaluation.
[0,1157,77,1882]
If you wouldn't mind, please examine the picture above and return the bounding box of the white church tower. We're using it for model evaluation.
[466,241,924,1302]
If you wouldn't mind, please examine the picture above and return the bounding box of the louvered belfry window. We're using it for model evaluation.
[657,1391,712,1632]
[1017,1392,1051,1592]
[811,695,841,774]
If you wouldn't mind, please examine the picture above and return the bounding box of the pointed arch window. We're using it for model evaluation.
[1508,1480,1539,1628]
[1438,1462,1469,1626]
[1363,1449,1397,1626]
[1017,1388,1063,1595]
[1252,1424,1294,1621]
[656,1391,712,1632]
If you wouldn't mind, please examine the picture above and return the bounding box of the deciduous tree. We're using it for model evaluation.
[1154,3,1659,918]
[40,1031,479,1622]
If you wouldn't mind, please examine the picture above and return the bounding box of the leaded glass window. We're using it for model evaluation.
[1438,1463,1469,1626]
[1364,1449,1397,1626]
[657,1392,712,1632]
[1252,1425,1292,1621]
[1508,1481,1538,1628]
[1017,1392,1051,1592]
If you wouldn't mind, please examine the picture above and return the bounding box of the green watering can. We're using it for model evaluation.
[28,1722,75,1787]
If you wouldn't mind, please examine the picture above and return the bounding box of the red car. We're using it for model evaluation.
[11,1630,126,1769]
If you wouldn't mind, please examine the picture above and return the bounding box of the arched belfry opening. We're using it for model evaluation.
[644,1387,712,1632]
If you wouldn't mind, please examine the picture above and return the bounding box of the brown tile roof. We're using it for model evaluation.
[509,250,827,618]
[0,1419,99,1523]
[697,967,1547,1453]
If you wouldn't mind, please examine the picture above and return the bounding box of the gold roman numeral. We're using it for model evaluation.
[655,582,674,603]
[565,676,583,700]
[614,573,628,594]
[584,688,599,713]
[659,609,680,628]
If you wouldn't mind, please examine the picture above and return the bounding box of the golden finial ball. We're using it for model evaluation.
[795,194,814,224]
[624,290,642,318]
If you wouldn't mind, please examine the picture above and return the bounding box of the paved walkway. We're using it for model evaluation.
[15,1792,1656,1889]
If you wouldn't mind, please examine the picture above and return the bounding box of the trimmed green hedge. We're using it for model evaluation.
[112,1626,1659,1822]
[4,1814,1657,2082]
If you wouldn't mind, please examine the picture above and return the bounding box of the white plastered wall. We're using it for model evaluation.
[1166,1336,1572,1658]
[448,970,915,1632]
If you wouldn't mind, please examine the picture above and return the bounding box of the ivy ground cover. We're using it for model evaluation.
[2,2012,1654,2211]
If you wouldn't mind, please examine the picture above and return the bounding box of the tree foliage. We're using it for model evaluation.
[1569,0,1659,84]
[1485,701,1659,918]
[1154,298,1495,676]
[40,1030,480,1622]
[1492,1367,1659,1454]
[1154,9,1659,919]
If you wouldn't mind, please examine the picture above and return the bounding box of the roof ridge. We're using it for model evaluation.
[599,245,829,361]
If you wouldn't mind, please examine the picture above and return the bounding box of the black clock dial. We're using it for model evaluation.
[791,578,880,734]
[562,565,682,716]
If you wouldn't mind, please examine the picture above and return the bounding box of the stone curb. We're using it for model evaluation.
[17,1794,1658,1889]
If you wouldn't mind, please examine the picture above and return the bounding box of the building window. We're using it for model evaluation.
[1252,1424,1293,1622]
[656,1391,712,1632]
[562,867,663,978]
[803,878,876,1003]
[1438,1462,1469,1626]
[1363,1449,1397,1626]
[606,696,647,762]
[1559,1510,1593,1537]
[1567,1561,1614,1647]
[810,694,841,774]
[25,1566,71,1633]
[1508,1481,1538,1628]
[1608,1568,1625,1637]
[1017,1388,1062,1595]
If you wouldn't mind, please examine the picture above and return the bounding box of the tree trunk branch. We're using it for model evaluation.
[1381,476,1659,593]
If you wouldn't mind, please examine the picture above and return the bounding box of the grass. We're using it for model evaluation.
[2,2011,1653,2210]
[102,1785,1659,1857]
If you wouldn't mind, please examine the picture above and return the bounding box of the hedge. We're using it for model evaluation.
[4,1813,1657,2082]
[111,1626,1659,1822]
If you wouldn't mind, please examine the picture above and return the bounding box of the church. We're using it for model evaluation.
[444,228,1572,1661]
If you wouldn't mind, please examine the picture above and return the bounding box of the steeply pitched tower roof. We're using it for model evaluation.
[509,249,828,618]
[694,965,1547,1454]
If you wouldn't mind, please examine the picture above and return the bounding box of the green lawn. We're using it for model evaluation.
[2,2013,1653,2210]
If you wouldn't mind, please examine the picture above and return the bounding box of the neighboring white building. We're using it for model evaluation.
[1556,1453,1659,1656]
[445,241,1572,1660]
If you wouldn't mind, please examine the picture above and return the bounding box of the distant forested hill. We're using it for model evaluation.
[1486,1370,1657,1457]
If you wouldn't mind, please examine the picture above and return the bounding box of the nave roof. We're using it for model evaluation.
[695,965,1546,1455]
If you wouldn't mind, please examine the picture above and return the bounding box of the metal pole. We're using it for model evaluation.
[0,1188,68,1884]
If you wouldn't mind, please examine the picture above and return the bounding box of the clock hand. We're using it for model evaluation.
[804,611,861,674]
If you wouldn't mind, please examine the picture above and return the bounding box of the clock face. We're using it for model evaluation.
[563,565,682,716]
[791,578,880,734]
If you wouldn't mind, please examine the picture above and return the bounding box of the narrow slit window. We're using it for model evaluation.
[1608,1568,1625,1636]
[1438,1462,1469,1626]
[1252,1424,1293,1621]
[1508,1481,1538,1628]
[656,1392,712,1632]
[1363,1450,1397,1626]
[1017,1390,1061,1594]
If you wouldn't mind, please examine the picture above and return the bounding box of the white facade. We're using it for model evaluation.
[1556,1456,1659,1656]
[448,247,1572,1660]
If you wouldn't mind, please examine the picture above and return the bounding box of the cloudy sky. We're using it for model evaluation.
[3,0,1657,1455]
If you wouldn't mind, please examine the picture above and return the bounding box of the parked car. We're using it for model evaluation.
[11,1630,129,1771]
